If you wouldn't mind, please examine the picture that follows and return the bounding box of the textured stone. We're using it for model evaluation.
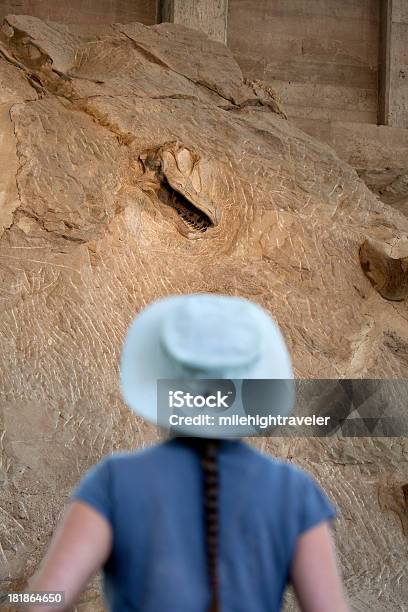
[0,14,407,611]
[292,120,408,216]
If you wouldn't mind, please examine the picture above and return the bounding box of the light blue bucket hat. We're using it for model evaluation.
[119,293,295,437]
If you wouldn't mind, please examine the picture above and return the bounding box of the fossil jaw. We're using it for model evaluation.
[137,144,220,239]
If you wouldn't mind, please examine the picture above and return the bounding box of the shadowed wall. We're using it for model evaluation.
[0,0,157,25]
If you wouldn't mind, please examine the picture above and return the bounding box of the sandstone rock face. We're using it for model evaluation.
[0,15,407,611]
[308,121,408,219]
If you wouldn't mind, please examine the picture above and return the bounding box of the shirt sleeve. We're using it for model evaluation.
[298,471,337,535]
[68,456,113,527]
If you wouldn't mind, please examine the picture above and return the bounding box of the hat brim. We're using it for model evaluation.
[119,294,295,437]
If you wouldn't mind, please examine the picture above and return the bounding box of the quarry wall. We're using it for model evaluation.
[0,0,156,25]
[228,0,381,127]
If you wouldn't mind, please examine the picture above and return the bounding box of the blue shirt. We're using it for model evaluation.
[69,439,336,611]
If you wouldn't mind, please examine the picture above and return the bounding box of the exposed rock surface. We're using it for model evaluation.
[304,121,408,218]
[0,15,407,611]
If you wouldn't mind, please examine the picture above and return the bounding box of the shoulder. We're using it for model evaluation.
[243,444,337,534]
[241,443,334,510]
[102,439,188,471]
[242,442,315,485]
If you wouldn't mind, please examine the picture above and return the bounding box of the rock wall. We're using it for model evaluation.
[299,120,408,219]
[0,14,407,610]
[0,0,156,25]
[227,0,381,126]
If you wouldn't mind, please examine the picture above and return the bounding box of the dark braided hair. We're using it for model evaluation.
[178,437,221,612]
[201,439,220,612]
